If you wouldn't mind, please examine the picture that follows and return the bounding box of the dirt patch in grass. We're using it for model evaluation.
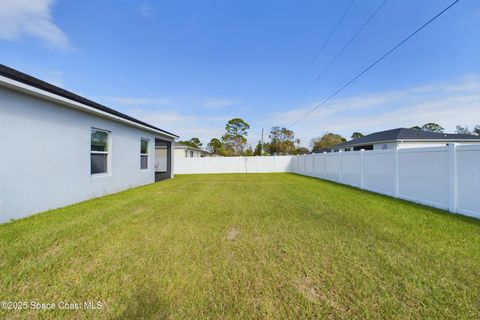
[227,228,240,241]
[295,276,319,303]
[295,276,347,313]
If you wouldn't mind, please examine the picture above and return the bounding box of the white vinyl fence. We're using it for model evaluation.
[174,144,480,219]
[174,156,293,174]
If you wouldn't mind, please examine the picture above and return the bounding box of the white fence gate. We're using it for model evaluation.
[174,144,480,219]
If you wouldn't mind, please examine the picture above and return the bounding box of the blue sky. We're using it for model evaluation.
[1,0,480,147]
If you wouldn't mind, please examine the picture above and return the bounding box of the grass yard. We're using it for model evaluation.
[1,173,479,319]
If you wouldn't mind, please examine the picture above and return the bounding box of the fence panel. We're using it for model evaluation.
[456,145,480,218]
[341,152,362,188]
[363,150,395,195]
[325,153,340,181]
[313,154,325,178]
[398,147,449,209]
[304,154,315,176]
[275,156,293,172]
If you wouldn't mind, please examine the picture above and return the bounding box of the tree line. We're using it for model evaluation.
[178,120,480,156]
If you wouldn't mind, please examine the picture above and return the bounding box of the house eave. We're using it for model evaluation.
[336,138,480,148]
[0,74,178,140]
[174,145,206,153]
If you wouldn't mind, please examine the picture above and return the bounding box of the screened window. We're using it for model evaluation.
[91,129,109,174]
[141,139,149,169]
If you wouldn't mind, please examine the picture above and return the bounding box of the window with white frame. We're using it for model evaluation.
[91,129,109,174]
[141,139,149,169]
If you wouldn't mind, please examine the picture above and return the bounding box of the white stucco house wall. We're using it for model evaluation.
[328,128,480,152]
[0,64,178,223]
[174,142,207,157]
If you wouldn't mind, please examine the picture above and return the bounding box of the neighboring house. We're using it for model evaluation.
[0,64,178,222]
[174,142,208,157]
[328,128,480,152]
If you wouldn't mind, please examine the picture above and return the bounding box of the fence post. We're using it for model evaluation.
[448,143,457,213]
[338,151,343,182]
[312,153,315,175]
[323,152,327,178]
[360,149,365,189]
[394,148,399,198]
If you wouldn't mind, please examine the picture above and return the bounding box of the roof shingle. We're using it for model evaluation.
[335,128,480,148]
[0,64,178,138]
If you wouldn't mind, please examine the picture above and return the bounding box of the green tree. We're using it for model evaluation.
[179,137,202,149]
[294,147,310,155]
[207,138,224,155]
[221,118,250,156]
[421,123,444,133]
[455,125,471,135]
[310,133,346,152]
[253,141,263,156]
[474,125,480,136]
[267,126,297,155]
[244,146,254,156]
[351,132,364,139]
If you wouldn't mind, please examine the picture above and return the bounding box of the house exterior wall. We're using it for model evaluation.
[0,86,174,223]
[174,149,186,158]
[190,150,202,157]
[174,148,202,157]
[397,141,450,149]
[373,142,398,150]
[339,141,480,152]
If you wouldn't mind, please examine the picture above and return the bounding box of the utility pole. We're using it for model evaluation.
[261,128,264,155]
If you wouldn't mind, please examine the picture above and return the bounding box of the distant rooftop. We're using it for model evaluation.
[174,142,206,152]
[335,128,480,148]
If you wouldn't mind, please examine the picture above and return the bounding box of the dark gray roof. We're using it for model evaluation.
[0,64,178,138]
[335,128,480,148]
[174,142,206,152]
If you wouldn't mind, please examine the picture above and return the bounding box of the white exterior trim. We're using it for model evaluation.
[0,75,177,140]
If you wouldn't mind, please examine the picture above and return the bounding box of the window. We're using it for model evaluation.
[353,145,374,151]
[344,148,351,152]
[141,139,149,169]
[190,150,194,157]
[91,129,109,174]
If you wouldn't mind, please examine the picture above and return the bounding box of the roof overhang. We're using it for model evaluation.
[0,74,178,140]
[174,145,207,153]
[337,138,480,148]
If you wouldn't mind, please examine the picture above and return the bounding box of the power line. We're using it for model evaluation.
[288,0,460,129]
[295,0,357,87]
[302,0,389,96]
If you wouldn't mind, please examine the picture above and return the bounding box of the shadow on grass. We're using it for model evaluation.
[114,285,170,320]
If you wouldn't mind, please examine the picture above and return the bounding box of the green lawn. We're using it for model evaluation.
[1,173,479,319]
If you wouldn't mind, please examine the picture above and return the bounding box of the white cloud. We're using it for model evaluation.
[269,76,480,145]
[0,0,71,49]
